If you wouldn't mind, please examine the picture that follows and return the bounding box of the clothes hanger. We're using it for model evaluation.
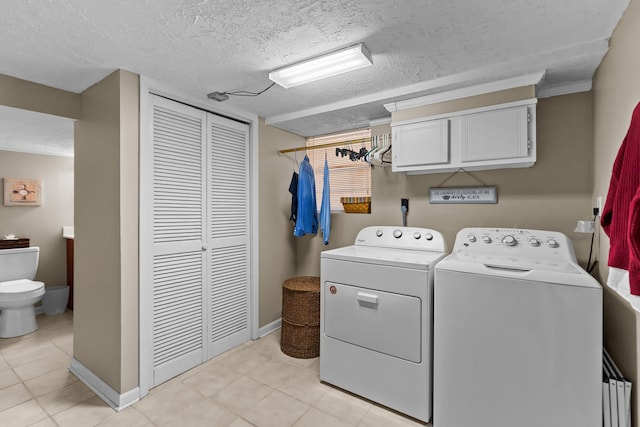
[366,136,381,164]
[364,137,374,163]
[373,137,391,166]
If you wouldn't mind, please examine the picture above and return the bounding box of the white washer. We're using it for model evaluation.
[320,226,447,422]
[434,228,602,427]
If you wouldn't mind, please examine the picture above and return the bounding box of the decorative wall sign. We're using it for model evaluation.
[3,178,43,206]
[429,186,497,204]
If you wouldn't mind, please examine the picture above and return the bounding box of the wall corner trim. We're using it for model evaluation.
[69,358,140,412]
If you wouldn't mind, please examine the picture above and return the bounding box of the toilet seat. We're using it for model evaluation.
[0,279,45,302]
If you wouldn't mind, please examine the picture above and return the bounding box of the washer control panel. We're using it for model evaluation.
[355,226,446,252]
[455,228,576,262]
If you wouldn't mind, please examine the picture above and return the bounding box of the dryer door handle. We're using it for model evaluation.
[357,292,379,305]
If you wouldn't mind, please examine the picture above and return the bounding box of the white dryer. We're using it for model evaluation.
[320,226,447,422]
[433,228,602,427]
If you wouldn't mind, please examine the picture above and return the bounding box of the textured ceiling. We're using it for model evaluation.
[0,106,74,157]
[0,0,630,156]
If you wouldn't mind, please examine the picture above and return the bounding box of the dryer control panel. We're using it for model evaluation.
[453,227,577,262]
[355,226,447,253]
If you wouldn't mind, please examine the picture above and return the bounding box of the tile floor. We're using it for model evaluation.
[0,312,425,427]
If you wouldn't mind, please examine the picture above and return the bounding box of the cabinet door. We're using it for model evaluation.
[393,119,449,169]
[459,106,529,162]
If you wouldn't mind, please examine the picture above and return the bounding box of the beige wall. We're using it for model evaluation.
[0,150,73,286]
[0,74,80,120]
[592,0,640,425]
[258,118,304,326]
[297,92,595,274]
[74,70,139,393]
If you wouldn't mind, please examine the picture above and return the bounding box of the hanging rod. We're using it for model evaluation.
[277,137,371,155]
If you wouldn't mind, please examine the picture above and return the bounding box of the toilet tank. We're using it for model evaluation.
[0,247,40,282]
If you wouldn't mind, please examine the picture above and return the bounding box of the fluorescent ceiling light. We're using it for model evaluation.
[269,43,373,89]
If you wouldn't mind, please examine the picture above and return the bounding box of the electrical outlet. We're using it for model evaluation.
[596,196,602,215]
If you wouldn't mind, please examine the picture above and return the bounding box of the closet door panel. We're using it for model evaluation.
[207,115,251,358]
[152,252,203,385]
[150,96,206,386]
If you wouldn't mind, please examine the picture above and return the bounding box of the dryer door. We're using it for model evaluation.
[324,282,422,363]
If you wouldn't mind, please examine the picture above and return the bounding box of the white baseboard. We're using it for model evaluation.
[69,358,140,412]
[258,318,281,338]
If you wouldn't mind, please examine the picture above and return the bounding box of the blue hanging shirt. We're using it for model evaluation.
[294,155,318,237]
[319,158,331,244]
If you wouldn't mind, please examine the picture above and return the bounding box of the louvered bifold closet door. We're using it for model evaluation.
[151,96,207,386]
[206,114,251,359]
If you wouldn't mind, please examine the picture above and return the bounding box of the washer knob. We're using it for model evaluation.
[529,238,541,247]
[425,233,433,241]
[547,239,559,248]
[467,235,477,243]
[482,236,492,244]
[376,229,383,237]
[393,229,403,238]
[502,235,516,246]
[413,232,421,240]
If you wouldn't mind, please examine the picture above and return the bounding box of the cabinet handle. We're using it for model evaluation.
[202,245,207,251]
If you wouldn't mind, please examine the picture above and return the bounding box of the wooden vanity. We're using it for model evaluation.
[63,227,74,310]
[0,238,30,249]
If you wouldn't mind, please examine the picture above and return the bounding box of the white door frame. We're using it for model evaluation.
[139,76,260,398]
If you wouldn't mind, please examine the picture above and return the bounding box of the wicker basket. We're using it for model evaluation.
[340,196,371,214]
[281,276,320,359]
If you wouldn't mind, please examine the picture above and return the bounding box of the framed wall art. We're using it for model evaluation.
[3,178,43,206]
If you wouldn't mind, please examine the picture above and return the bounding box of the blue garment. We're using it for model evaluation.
[294,155,318,237]
[319,159,331,245]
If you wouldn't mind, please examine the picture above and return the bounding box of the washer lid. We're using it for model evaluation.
[321,245,446,270]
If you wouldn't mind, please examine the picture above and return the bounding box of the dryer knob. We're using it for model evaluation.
[413,232,422,240]
[376,229,383,237]
[482,236,492,244]
[502,235,516,246]
[529,238,541,247]
[467,235,477,243]
[393,229,403,238]
[425,233,433,241]
[547,239,559,248]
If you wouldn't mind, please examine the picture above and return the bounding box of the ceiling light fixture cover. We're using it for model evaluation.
[269,43,373,89]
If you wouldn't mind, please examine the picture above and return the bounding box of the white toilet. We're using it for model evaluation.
[0,247,46,338]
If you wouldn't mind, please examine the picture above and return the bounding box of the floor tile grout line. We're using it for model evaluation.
[30,319,71,424]
[4,313,422,427]
[0,327,60,425]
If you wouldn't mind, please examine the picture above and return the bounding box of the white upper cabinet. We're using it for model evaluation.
[392,99,536,174]
[393,118,449,168]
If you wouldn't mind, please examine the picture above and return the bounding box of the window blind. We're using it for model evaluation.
[307,129,372,212]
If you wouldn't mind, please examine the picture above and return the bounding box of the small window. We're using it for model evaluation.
[306,129,372,212]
